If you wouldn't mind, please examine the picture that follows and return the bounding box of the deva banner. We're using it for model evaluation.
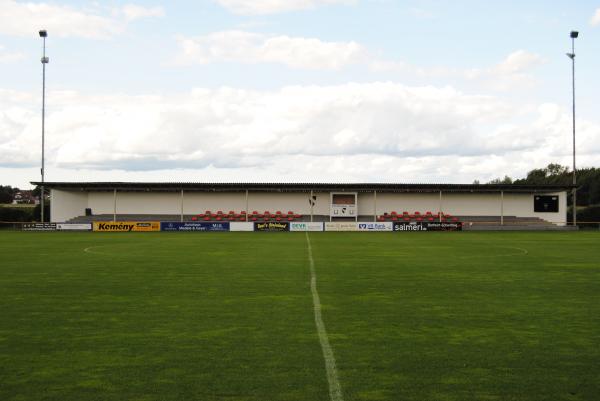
[255,222,290,231]
[393,222,462,231]
[93,222,160,232]
[357,222,393,231]
[290,222,324,232]
[161,222,230,232]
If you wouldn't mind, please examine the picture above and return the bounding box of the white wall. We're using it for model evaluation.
[50,189,88,222]
[52,189,568,225]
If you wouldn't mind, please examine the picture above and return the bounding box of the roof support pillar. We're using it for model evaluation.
[113,188,117,222]
[439,190,443,222]
[501,191,504,226]
[180,189,184,222]
[245,190,249,220]
[310,190,314,222]
[374,190,377,222]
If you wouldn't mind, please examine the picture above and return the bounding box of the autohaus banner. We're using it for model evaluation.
[161,222,230,231]
[393,222,462,231]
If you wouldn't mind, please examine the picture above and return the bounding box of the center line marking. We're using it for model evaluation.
[305,232,344,401]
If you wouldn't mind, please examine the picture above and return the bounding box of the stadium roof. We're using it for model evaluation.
[31,182,573,193]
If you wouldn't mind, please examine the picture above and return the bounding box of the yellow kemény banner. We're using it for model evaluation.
[93,222,160,232]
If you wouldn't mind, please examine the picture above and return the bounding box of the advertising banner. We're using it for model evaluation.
[93,222,160,232]
[160,222,230,232]
[57,223,92,231]
[254,222,290,232]
[22,223,57,231]
[393,222,462,231]
[230,222,255,232]
[324,222,358,232]
[357,222,393,232]
[290,222,324,232]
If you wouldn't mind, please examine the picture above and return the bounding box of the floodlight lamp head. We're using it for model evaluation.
[570,31,578,39]
[39,30,47,38]
[566,52,575,59]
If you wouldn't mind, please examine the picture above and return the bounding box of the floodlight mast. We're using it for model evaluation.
[39,30,48,223]
[567,31,578,226]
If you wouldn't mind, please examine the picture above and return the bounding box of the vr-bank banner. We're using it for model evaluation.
[357,222,393,232]
[254,222,290,231]
[161,222,230,232]
[93,222,160,232]
[290,222,324,232]
[393,222,463,231]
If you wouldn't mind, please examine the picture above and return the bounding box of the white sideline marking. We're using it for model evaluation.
[305,232,344,401]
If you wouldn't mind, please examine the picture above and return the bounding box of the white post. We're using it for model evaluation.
[500,191,504,226]
[113,188,117,222]
[373,190,377,222]
[310,190,314,222]
[180,189,184,222]
[439,190,443,222]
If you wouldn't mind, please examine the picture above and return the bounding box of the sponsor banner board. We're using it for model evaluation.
[393,222,463,232]
[325,222,358,232]
[254,221,290,232]
[357,222,393,232]
[57,223,92,231]
[93,221,160,232]
[160,222,230,232]
[230,222,255,232]
[290,222,324,232]
[22,223,57,231]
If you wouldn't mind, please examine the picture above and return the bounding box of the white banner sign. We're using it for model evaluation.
[357,222,393,232]
[57,223,92,231]
[229,222,254,232]
[325,222,358,232]
[290,222,324,232]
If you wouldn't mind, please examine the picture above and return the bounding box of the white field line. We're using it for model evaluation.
[305,232,343,401]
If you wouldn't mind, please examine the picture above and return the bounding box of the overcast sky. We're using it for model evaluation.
[1,0,599,188]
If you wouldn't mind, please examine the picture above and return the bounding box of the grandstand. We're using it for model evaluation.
[35,182,573,229]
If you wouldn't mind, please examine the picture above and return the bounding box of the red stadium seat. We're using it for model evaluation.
[287,217,294,221]
[251,217,257,222]
[403,216,410,222]
[294,214,302,219]
[203,216,210,221]
[378,216,385,222]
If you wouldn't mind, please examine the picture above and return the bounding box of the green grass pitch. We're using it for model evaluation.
[1,231,599,401]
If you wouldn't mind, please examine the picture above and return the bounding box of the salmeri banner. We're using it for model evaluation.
[160,222,230,232]
[393,222,462,231]
[93,222,160,232]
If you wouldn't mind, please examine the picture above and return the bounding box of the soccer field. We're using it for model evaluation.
[1,231,599,401]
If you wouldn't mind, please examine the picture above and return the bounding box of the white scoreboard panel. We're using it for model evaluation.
[330,192,357,220]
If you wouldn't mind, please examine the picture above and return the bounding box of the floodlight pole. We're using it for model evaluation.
[39,30,49,223]
[567,31,578,226]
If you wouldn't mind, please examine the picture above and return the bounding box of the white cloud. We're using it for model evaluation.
[120,4,165,21]
[2,83,598,187]
[591,8,600,26]
[0,44,24,63]
[175,31,367,69]
[214,0,355,15]
[0,1,163,39]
